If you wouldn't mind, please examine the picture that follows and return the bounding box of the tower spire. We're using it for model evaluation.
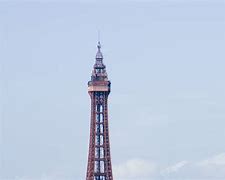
[94,41,105,70]
[86,43,113,180]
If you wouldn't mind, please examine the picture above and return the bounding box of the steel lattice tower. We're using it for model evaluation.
[86,42,113,180]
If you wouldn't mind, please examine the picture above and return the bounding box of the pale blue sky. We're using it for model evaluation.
[0,0,225,179]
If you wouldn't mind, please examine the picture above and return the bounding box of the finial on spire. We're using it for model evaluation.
[97,41,101,50]
[97,30,101,51]
[96,41,103,60]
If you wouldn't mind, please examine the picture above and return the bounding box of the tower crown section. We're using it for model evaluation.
[88,42,110,93]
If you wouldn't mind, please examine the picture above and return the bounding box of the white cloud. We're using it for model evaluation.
[195,153,225,178]
[6,153,225,180]
[162,160,188,174]
[198,152,225,167]
[114,153,225,179]
[161,153,225,179]
[113,158,157,180]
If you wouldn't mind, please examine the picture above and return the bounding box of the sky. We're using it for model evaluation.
[0,0,225,179]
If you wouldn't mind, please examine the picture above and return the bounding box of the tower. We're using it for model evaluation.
[86,42,113,180]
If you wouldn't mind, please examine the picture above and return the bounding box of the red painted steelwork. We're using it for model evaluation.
[86,42,113,180]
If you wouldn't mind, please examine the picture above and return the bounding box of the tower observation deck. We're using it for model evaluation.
[86,42,113,180]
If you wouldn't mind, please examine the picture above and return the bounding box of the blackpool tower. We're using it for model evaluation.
[86,42,113,180]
